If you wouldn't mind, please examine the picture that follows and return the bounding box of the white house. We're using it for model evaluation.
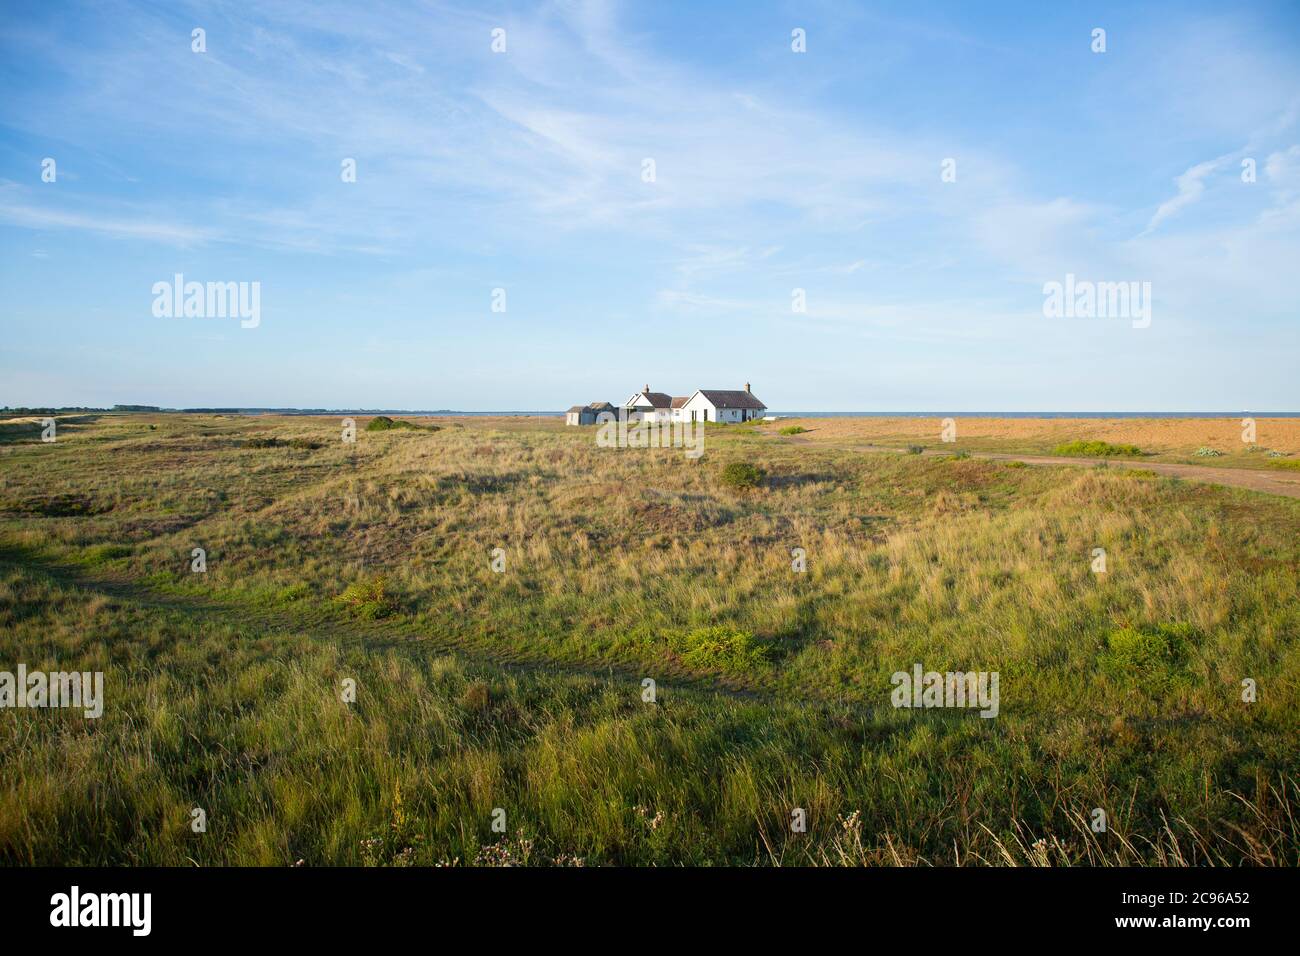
[623,386,676,423]
[677,385,767,423]
[618,383,767,423]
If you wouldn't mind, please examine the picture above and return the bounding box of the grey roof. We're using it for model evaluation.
[629,391,673,408]
[587,401,616,411]
[567,405,585,413]
[698,389,766,410]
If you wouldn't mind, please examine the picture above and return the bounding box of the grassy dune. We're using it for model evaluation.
[0,413,1297,865]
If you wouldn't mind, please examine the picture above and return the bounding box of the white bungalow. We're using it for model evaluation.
[623,386,676,423]
[675,384,767,423]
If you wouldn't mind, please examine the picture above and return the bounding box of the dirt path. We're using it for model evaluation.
[787,438,1300,499]
[0,542,769,703]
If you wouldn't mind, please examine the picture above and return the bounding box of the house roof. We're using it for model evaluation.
[629,391,673,408]
[697,389,766,410]
[670,397,690,408]
[566,405,585,413]
[588,401,616,410]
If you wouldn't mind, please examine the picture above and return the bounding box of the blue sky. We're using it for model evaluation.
[1,0,1298,411]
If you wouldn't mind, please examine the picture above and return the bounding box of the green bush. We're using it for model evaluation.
[289,438,323,450]
[366,416,438,433]
[907,445,925,455]
[1003,460,1027,469]
[720,461,764,491]
[337,575,399,619]
[1099,623,1195,690]
[1193,446,1223,458]
[778,426,807,436]
[670,626,770,672]
[243,436,283,448]
[1052,440,1143,458]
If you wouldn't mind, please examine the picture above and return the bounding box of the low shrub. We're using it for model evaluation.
[366,416,438,433]
[1098,622,1195,690]
[243,436,283,448]
[1052,440,1143,458]
[289,437,323,450]
[1003,460,1027,469]
[670,625,770,672]
[907,445,925,455]
[1193,446,1223,458]
[337,575,399,619]
[778,425,807,435]
[720,461,764,491]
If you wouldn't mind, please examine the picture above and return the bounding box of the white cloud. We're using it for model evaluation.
[1143,154,1235,235]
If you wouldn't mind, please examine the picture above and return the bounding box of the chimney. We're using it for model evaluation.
[744,382,751,393]
[644,383,649,393]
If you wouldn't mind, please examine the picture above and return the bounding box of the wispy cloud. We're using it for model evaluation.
[1143,153,1236,235]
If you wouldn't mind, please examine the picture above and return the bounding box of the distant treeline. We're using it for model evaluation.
[182,408,464,415]
[1,405,162,415]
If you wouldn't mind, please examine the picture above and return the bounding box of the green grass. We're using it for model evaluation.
[1053,440,1144,458]
[0,413,1297,866]
[779,425,808,436]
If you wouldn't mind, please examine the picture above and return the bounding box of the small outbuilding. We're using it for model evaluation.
[565,401,617,426]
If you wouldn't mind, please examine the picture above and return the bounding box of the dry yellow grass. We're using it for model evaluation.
[772,416,1300,456]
